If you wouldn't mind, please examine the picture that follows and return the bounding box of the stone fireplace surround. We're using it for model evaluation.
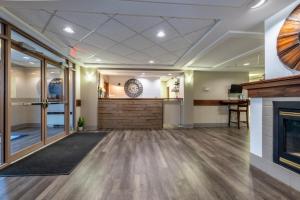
[242,75,300,191]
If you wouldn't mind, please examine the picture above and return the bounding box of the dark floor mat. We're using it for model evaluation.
[0,132,107,176]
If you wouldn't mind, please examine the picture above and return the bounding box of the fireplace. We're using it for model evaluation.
[273,102,300,173]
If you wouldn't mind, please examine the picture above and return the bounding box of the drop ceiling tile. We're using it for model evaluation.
[156,53,178,64]
[44,31,78,48]
[122,35,154,51]
[95,51,135,64]
[140,45,169,58]
[7,8,51,30]
[124,0,248,7]
[115,15,163,33]
[172,47,189,57]
[96,20,136,42]
[47,16,90,41]
[142,22,179,43]
[168,18,213,35]
[161,37,191,52]
[82,33,116,50]
[75,49,95,61]
[126,52,150,63]
[184,29,208,44]
[74,43,99,55]
[55,11,109,31]
[108,44,136,56]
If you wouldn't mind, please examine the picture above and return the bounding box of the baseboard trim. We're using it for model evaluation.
[179,124,194,128]
[194,123,228,128]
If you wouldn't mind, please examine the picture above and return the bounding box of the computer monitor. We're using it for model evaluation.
[229,84,243,94]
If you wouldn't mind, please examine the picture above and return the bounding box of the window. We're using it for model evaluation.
[11,30,64,63]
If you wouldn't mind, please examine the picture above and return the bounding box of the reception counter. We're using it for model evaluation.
[98,98,182,129]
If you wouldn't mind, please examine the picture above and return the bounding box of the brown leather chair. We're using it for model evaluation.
[228,100,249,129]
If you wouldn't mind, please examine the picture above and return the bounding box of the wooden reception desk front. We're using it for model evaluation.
[98,98,172,129]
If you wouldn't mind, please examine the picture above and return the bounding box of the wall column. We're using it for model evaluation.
[80,67,98,130]
[182,70,194,128]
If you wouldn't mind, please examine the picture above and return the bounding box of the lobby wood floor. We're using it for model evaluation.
[0,128,299,200]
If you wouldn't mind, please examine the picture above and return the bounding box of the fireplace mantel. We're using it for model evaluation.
[241,74,300,98]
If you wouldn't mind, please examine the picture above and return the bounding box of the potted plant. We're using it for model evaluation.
[77,116,85,131]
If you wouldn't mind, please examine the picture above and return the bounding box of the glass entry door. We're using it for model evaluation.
[10,49,43,154]
[46,62,66,140]
[9,49,67,158]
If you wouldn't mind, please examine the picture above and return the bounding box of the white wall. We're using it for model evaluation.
[265,1,300,79]
[182,71,194,127]
[193,71,249,125]
[108,76,161,98]
[80,68,98,129]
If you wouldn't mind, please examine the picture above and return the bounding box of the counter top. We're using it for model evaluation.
[241,74,300,98]
[99,98,183,101]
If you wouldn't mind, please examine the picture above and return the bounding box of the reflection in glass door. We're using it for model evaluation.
[0,38,4,163]
[46,63,65,138]
[10,49,43,154]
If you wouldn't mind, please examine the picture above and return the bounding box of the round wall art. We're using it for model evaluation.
[277,4,300,70]
[124,79,143,98]
[48,78,63,99]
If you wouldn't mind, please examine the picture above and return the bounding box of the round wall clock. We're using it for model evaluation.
[124,79,143,98]
[277,4,300,71]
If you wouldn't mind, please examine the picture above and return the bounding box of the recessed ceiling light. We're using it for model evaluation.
[50,71,55,74]
[168,73,172,76]
[157,30,166,38]
[23,56,30,60]
[29,61,34,65]
[96,58,102,62]
[63,26,75,34]
[250,0,267,9]
[142,73,145,75]
[243,63,250,66]
[149,60,155,64]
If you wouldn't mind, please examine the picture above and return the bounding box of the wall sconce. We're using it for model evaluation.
[85,71,95,82]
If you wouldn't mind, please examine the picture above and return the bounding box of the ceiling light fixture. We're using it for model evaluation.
[63,26,75,34]
[96,58,102,62]
[142,73,145,75]
[157,30,166,38]
[29,61,34,65]
[250,0,267,9]
[243,63,250,66]
[23,56,30,60]
[168,73,172,76]
[149,60,155,64]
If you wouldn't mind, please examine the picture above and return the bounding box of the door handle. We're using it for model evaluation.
[12,102,44,106]
[43,99,49,108]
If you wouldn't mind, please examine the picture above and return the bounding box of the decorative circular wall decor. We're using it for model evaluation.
[48,78,63,99]
[277,4,300,70]
[124,79,143,98]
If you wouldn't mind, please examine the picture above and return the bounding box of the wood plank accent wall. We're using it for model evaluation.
[98,99,163,129]
[241,74,300,98]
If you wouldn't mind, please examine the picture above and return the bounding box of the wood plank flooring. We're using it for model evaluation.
[0,128,299,200]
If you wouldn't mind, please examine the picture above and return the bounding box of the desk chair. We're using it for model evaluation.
[228,101,249,129]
